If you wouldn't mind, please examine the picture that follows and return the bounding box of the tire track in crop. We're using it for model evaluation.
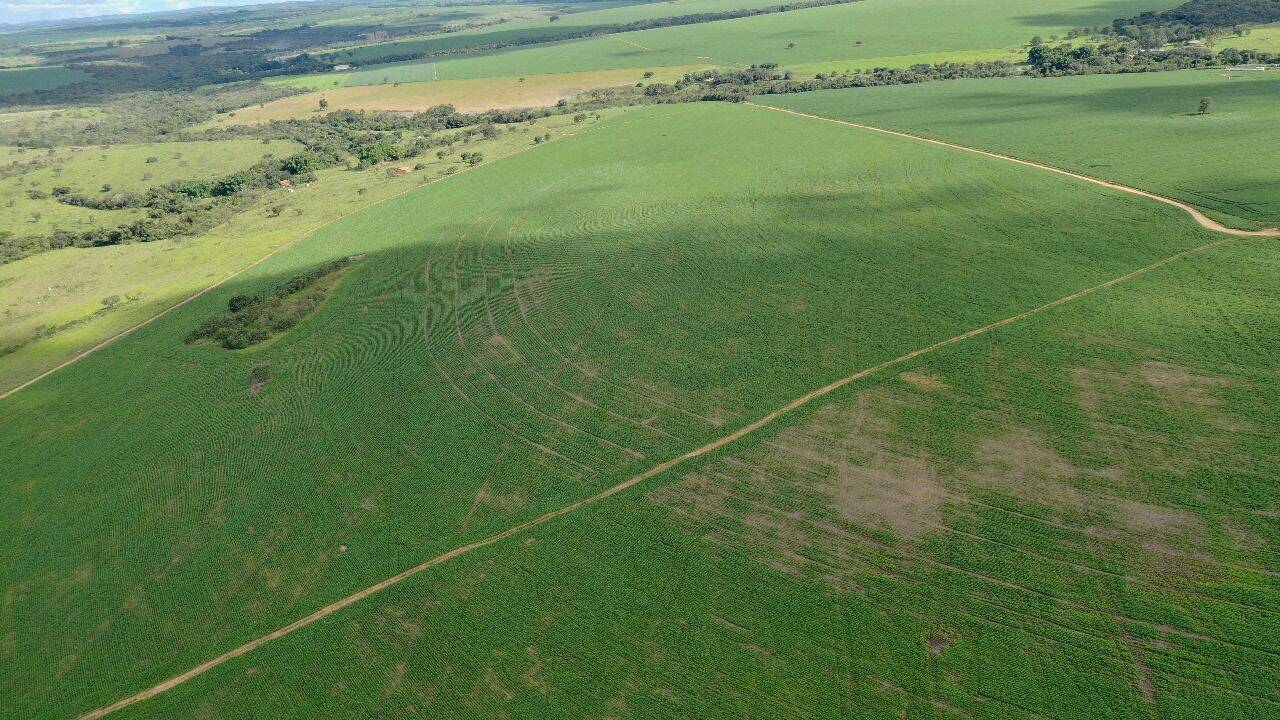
[477,232,685,451]
[75,227,1257,720]
[446,217,644,465]
[747,102,1280,238]
[501,226,723,430]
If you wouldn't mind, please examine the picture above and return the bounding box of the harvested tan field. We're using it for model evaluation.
[211,67,702,125]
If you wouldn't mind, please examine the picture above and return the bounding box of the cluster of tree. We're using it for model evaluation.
[186,256,355,349]
[1071,0,1280,49]
[1024,39,1277,76]
[1127,0,1280,29]
[640,61,1019,103]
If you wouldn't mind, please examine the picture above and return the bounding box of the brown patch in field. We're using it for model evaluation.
[1074,360,1254,470]
[1118,500,1201,533]
[515,267,554,311]
[483,334,523,364]
[522,646,553,694]
[964,426,1084,511]
[1223,522,1264,550]
[460,480,528,534]
[55,653,79,680]
[483,666,514,701]
[899,370,948,392]
[651,389,946,589]
[925,635,952,654]
[1139,361,1231,405]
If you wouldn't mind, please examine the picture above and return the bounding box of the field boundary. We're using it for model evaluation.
[75,229,1246,720]
[0,141,546,402]
[747,102,1280,238]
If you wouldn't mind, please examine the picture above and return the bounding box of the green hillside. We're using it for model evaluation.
[4,101,1257,719]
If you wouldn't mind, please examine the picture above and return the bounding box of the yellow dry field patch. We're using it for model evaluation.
[210,67,700,126]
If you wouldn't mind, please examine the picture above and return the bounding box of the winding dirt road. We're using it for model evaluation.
[748,102,1279,239]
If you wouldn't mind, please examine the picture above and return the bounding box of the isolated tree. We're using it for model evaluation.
[643,71,654,78]
[549,14,559,21]
[1198,96,1213,114]
[318,97,329,110]
[786,42,796,49]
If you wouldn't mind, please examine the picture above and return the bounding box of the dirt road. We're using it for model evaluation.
[748,102,1279,239]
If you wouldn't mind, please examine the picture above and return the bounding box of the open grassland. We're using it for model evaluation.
[277,0,1175,87]
[0,138,298,236]
[0,101,1249,719]
[759,69,1280,229]
[0,112,589,392]
[0,65,89,97]
[105,228,1280,720]
[214,67,697,125]
[1215,22,1280,53]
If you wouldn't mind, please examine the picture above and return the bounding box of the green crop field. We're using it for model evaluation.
[6,100,1271,719]
[759,69,1280,229]
[3,0,1280,718]
[106,228,1280,720]
[0,65,89,96]
[276,0,1175,88]
[0,138,298,236]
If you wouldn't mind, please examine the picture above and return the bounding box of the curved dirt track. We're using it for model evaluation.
[748,102,1280,239]
[77,228,1244,719]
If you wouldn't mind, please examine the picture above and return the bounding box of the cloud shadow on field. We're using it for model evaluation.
[836,74,1280,128]
[1013,0,1158,28]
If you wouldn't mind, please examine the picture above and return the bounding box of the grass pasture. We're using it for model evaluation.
[0,65,89,97]
[215,67,697,125]
[0,112,590,392]
[278,0,1176,87]
[0,138,298,237]
[1215,22,1280,53]
[759,69,1280,229]
[4,101,1263,719]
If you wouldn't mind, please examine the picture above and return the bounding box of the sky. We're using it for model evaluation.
[0,0,296,25]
